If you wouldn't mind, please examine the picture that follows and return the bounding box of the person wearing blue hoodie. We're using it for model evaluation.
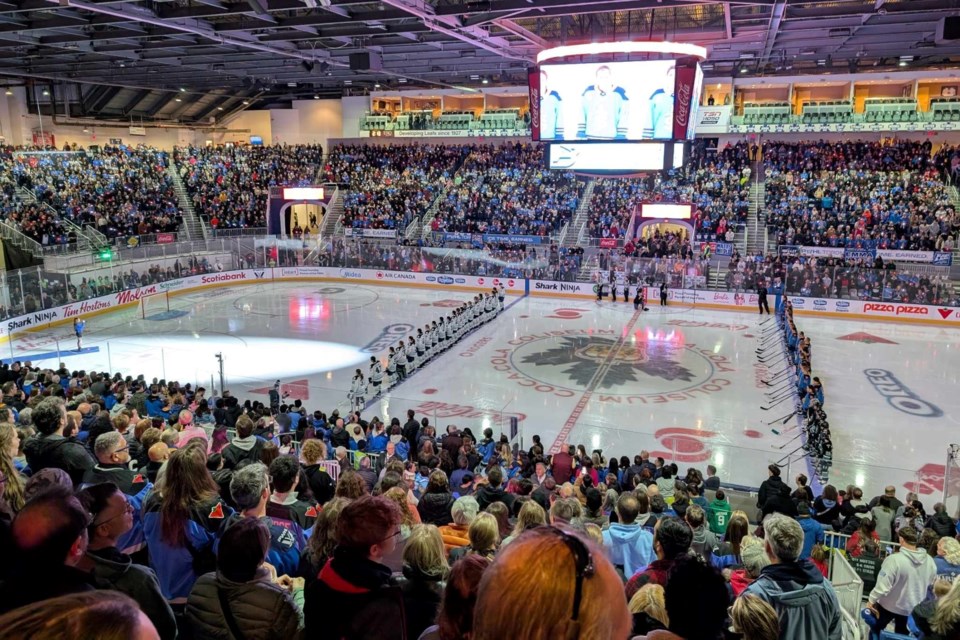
[602,492,654,580]
[796,501,826,560]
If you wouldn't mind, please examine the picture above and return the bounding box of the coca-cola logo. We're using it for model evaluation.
[528,70,541,136]
[675,79,692,128]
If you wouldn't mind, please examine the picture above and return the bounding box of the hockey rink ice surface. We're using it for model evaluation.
[7,281,959,498]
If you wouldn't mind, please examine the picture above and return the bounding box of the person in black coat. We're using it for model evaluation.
[304,496,406,640]
[757,464,790,510]
[301,439,335,506]
[416,471,455,527]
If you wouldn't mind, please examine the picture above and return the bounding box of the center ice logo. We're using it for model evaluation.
[490,331,735,403]
[523,336,696,389]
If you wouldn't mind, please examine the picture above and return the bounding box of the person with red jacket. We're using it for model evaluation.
[550,445,575,484]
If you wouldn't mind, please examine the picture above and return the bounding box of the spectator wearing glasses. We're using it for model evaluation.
[471,525,631,640]
[76,482,176,640]
[304,494,405,640]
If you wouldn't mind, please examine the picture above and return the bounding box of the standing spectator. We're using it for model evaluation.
[796,501,827,560]
[707,489,732,535]
[472,526,632,640]
[757,464,794,517]
[625,516,693,600]
[704,464,720,491]
[303,495,404,640]
[22,398,94,487]
[222,415,264,469]
[396,524,448,640]
[300,440,334,506]
[729,536,771,596]
[186,516,304,640]
[474,466,515,513]
[76,482,176,640]
[142,446,235,601]
[417,470,455,526]
[686,504,718,564]
[869,486,905,513]
[0,488,94,615]
[635,557,730,640]
[551,445,575,484]
[926,502,958,539]
[743,513,842,639]
[731,594,781,640]
[418,555,489,640]
[602,492,655,580]
[866,526,937,637]
[872,496,897,543]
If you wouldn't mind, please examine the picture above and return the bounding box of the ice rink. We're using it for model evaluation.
[8,281,958,499]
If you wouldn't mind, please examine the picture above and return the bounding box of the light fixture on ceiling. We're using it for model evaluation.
[739,67,748,74]
[242,100,250,105]
[482,78,489,84]
[217,106,224,111]
[313,94,319,99]
[82,128,89,133]
[42,89,49,95]
[180,87,186,92]
[374,83,380,89]
[175,98,182,102]
[119,62,125,68]
[4,89,12,96]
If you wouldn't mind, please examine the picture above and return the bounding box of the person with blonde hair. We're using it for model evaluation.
[935,536,960,581]
[629,583,668,636]
[0,591,160,640]
[472,526,631,640]
[450,511,499,562]
[910,578,954,637]
[383,486,417,537]
[731,594,780,640]
[397,524,449,639]
[303,497,350,581]
[0,421,26,512]
[502,500,546,547]
[300,439,334,505]
[729,535,771,596]
[929,578,960,638]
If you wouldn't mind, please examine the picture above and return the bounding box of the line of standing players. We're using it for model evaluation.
[348,286,506,411]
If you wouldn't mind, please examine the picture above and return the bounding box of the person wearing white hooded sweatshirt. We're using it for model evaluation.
[867,526,937,637]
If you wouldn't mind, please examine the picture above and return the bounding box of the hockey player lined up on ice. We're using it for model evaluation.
[497,285,505,310]
[394,341,407,381]
[407,336,418,374]
[349,369,366,412]
[368,356,384,395]
[74,317,86,351]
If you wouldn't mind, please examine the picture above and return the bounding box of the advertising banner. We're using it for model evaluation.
[599,238,618,249]
[344,228,397,239]
[715,242,734,257]
[672,63,697,141]
[528,67,541,142]
[482,233,543,245]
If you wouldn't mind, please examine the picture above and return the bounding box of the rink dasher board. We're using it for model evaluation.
[4,268,960,344]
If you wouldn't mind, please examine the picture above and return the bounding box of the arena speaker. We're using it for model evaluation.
[349,52,383,71]
[936,16,960,43]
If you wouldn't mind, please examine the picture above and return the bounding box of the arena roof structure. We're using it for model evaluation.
[1,0,957,123]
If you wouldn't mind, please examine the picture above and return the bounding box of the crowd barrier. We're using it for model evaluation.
[5,266,960,345]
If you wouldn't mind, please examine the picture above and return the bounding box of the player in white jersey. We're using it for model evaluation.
[407,336,418,373]
[416,329,426,366]
[498,285,505,310]
[386,347,398,386]
[348,368,367,412]
[394,341,407,381]
[368,356,384,396]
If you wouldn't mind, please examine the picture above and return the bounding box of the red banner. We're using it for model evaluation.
[599,238,618,249]
[156,232,176,244]
[672,63,696,141]
[528,68,541,142]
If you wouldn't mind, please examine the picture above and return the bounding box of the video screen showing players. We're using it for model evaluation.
[536,60,677,141]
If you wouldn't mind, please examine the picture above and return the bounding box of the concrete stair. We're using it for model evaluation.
[561,178,596,247]
[168,162,206,240]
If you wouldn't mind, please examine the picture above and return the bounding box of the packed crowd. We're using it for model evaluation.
[763,140,960,251]
[0,171,75,246]
[724,250,960,305]
[317,238,575,281]
[1,358,959,640]
[3,147,182,241]
[175,145,324,230]
[428,143,583,237]
[324,144,465,232]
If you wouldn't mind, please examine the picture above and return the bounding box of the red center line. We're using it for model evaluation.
[549,308,645,454]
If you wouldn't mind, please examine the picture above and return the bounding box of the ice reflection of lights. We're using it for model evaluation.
[637,328,684,345]
[289,297,329,324]
[715,452,725,467]
[855,472,866,487]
